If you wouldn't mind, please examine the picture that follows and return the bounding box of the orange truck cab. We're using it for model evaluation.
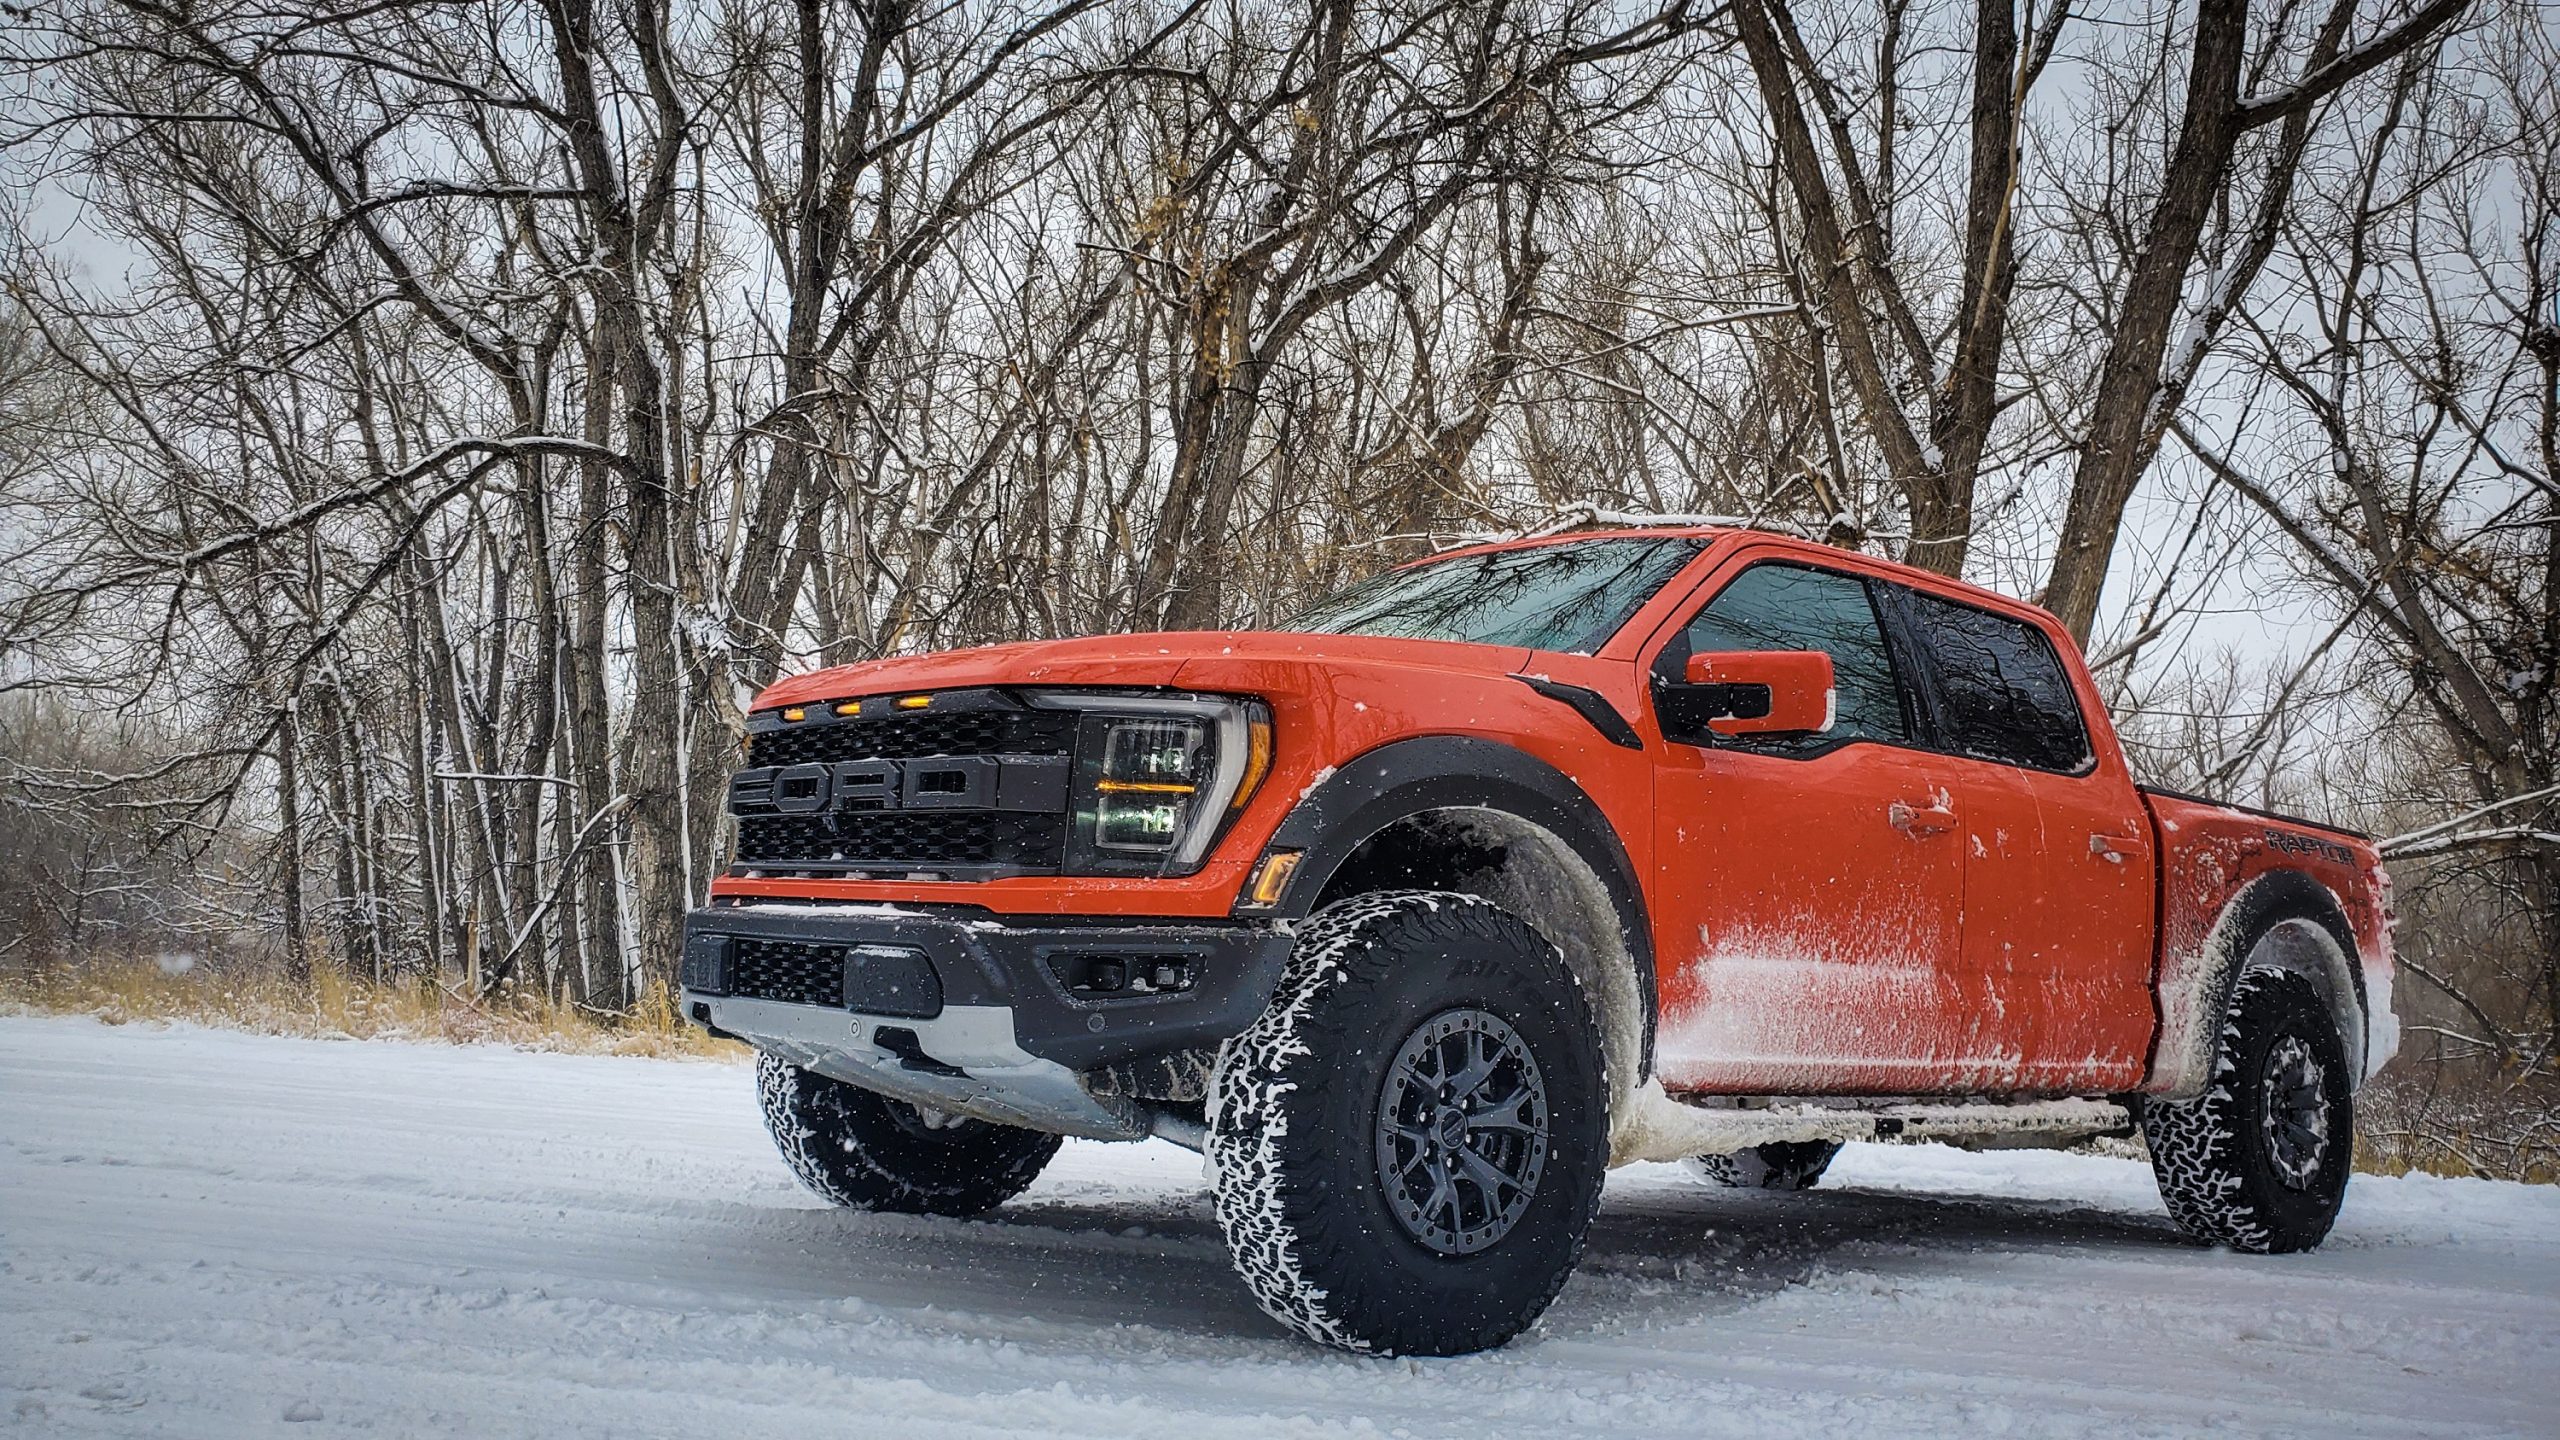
[682,527,2396,1356]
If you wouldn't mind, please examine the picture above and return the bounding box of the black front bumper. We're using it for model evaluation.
[679,901,1294,1071]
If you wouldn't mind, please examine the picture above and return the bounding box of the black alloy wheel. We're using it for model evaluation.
[1374,1008,1552,1256]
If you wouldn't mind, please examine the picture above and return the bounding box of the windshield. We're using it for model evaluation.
[1278,536,1705,654]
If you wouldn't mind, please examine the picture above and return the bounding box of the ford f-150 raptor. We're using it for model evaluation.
[679,525,2396,1355]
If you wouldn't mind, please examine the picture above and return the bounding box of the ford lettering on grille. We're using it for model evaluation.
[727,691,1075,878]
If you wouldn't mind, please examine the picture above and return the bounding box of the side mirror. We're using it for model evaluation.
[1675,650,1836,737]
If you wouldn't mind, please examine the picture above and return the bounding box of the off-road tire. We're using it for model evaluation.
[1205,891,1609,1356]
[1688,1140,1841,1191]
[2141,968,2352,1253]
[757,1053,1061,1216]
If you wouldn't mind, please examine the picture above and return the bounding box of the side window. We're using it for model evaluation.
[1652,563,1908,749]
[1900,589,2092,773]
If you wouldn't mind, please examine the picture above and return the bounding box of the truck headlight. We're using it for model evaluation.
[1033,693,1272,875]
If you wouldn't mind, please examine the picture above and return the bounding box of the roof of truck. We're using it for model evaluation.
[1434,523,2060,631]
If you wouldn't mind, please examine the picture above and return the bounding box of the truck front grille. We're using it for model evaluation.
[733,811,1068,869]
[728,690,1075,879]
[745,708,1075,768]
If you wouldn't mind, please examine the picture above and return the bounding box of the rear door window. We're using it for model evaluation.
[1899,589,2092,773]
[1652,562,1908,751]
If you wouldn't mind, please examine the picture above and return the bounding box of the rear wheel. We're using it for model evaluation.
[757,1053,1060,1216]
[1205,891,1609,1355]
[2142,969,2352,1253]
[1688,1140,1841,1191]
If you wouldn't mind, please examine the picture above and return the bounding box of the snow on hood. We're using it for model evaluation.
[753,630,1531,710]
[758,634,1191,709]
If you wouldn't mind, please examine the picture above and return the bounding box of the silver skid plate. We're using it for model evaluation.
[705,993,1147,1140]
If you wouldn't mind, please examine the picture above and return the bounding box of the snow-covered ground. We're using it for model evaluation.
[4,1016,2554,1439]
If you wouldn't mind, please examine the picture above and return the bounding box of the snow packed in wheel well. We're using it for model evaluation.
[1312,806,1646,1123]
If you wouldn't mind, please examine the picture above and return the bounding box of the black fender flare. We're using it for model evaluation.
[1243,735,1659,1080]
[2152,868,2372,1097]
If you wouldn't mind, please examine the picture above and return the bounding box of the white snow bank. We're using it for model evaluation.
[4,1015,2554,1438]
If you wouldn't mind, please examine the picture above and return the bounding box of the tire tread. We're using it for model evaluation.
[758,1053,1060,1217]
[2141,968,2351,1254]
[1205,890,1608,1355]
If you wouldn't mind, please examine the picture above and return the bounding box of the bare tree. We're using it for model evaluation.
[0,0,2540,1128]
[1723,0,2465,630]
[2159,14,2555,1173]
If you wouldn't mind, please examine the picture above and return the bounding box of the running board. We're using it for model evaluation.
[1610,1085,2133,1168]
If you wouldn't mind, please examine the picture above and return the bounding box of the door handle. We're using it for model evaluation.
[1888,798,1958,837]
[2089,832,2139,864]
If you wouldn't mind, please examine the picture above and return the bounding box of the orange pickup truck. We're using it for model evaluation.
[681,526,2397,1355]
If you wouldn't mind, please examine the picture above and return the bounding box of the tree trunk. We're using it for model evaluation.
[276,707,309,985]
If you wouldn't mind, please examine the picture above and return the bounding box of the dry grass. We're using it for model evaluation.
[9,960,2552,1185]
[2355,1138,2559,1186]
[0,957,749,1062]
[2355,1062,2560,1185]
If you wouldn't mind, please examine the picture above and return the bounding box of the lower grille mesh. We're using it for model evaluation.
[728,938,846,1008]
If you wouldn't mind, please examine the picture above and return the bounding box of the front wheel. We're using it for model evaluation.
[2141,969,2353,1253]
[757,1053,1061,1216]
[1205,891,1609,1356]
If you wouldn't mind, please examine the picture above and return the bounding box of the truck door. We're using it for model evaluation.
[1643,558,1977,1094]
[1881,585,2157,1092]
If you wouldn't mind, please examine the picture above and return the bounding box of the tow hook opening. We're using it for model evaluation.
[873,1025,966,1077]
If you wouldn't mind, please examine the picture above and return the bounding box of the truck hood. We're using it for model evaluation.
[753,631,1535,711]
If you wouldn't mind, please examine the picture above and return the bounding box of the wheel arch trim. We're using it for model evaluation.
[1241,734,1659,1086]
[2148,869,2371,1100]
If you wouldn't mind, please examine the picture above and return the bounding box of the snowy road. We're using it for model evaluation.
[3,1017,2554,1439]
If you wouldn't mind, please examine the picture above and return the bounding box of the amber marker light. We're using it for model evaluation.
[780,707,807,722]
[1094,779,1197,795]
[833,701,862,717]
[1233,715,1274,812]
[1246,850,1304,907]
[896,695,932,709]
